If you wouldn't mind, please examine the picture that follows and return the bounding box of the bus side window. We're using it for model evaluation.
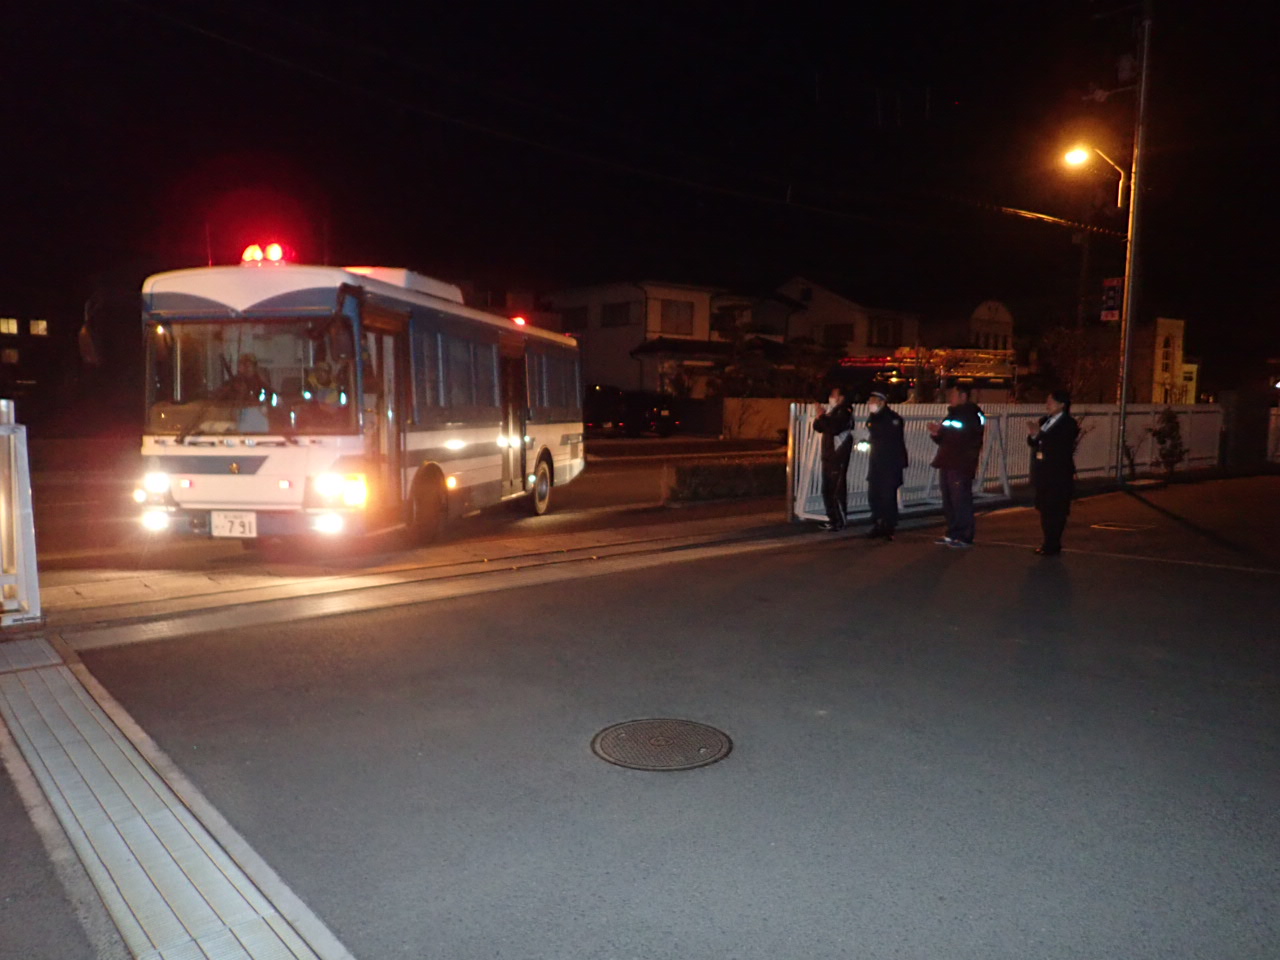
[526,350,545,421]
[474,342,498,410]
[413,327,441,421]
[444,335,475,409]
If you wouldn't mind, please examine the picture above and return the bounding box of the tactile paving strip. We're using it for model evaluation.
[0,635,61,673]
[0,648,320,960]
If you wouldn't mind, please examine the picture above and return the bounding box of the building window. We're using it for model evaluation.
[869,317,902,347]
[824,324,855,347]
[561,306,588,332]
[799,287,813,302]
[1,348,18,364]
[29,319,48,336]
[601,301,639,328]
[659,299,695,336]
[0,318,17,335]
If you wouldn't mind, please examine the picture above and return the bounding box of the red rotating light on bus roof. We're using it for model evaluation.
[241,242,288,264]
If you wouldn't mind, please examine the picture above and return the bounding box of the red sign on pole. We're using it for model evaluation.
[1101,277,1123,322]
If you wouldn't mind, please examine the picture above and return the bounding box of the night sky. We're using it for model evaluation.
[3,1,1276,388]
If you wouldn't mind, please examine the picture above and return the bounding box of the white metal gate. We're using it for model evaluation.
[788,402,1223,523]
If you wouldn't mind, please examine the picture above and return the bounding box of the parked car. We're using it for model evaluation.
[584,384,678,437]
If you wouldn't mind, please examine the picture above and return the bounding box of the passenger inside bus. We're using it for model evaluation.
[303,361,341,405]
[218,352,273,404]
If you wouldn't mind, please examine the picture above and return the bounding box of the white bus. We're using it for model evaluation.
[134,249,584,544]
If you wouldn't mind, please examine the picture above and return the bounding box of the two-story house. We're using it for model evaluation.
[748,277,921,357]
[546,281,727,397]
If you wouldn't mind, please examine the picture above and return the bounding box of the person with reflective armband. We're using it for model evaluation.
[926,381,985,548]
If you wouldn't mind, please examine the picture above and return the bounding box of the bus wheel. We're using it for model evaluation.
[529,458,552,516]
[410,476,446,544]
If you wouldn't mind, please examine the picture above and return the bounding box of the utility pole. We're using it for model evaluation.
[1114,3,1152,484]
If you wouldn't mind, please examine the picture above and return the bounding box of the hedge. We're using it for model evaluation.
[663,457,787,503]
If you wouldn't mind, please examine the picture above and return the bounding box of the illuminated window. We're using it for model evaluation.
[0,318,17,335]
[1,348,18,364]
[29,319,48,336]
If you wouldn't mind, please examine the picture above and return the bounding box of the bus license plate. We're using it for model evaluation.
[211,511,257,538]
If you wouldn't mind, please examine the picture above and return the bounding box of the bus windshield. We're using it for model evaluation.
[145,316,358,436]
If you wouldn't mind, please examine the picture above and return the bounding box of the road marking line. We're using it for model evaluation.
[0,639,355,960]
[975,537,1280,576]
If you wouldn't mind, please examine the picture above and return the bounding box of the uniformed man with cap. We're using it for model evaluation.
[864,389,909,540]
[1025,389,1079,555]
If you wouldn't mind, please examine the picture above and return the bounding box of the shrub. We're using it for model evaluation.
[664,457,786,503]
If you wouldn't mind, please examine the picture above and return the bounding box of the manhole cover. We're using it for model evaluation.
[591,719,732,771]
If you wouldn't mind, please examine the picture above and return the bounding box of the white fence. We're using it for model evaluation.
[1270,409,1280,464]
[788,403,1224,523]
[1,400,41,627]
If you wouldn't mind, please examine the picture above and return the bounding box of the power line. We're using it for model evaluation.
[116,0,1111,246]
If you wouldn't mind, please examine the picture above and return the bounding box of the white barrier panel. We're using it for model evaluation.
[789,403,1223,523]
[1270,409,1280,464]
[1,400,41,627]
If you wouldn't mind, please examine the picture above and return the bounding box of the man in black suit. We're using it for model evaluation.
[812,385,854,531]
[1025,389,1079,556]
[864,390,909,540]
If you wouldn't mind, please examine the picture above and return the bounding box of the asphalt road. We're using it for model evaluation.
[69,476,1280,960]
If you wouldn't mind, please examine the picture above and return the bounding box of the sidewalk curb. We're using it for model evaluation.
[0,703,131,960]
[49,635,359,960]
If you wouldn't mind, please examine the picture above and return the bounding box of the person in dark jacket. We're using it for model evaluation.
[927,382,985,547]
[812,385,854,531]
[864,390,909,540]
[1026,389,1079,555]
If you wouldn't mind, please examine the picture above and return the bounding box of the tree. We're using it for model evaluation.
[1036,324,1119,403]
[1149,407,1187,476]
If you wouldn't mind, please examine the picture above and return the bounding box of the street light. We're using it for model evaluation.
[1061,8,1151,485]
[1063,146,1128,209]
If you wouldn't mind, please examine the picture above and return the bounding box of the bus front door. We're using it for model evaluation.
[361,320,408,528]
[500,354,527,498]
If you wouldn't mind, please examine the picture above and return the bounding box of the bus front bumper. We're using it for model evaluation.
[138,507,368,539]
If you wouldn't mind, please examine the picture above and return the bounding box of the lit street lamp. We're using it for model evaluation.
[1064,146,1128,209]
[1062,7,1152,484]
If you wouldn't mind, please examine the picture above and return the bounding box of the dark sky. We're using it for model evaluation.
[2,1,1276,382]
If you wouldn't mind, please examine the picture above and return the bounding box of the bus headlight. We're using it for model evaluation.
[312,513,344,535]
[143,472,171,494]
[140,509,170,532]
[313,473,368,507]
